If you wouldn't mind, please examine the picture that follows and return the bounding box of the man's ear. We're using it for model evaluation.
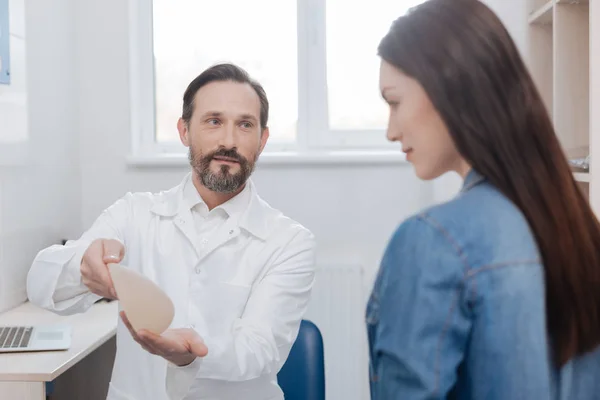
[258,127,270,155]
[177,118,190,147]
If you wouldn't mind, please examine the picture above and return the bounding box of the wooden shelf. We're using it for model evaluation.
[528,0,596,203]
[554,1,590,151]
[574,172,591,183]
[529,0,554,25]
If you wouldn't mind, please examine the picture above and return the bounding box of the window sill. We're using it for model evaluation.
[126,150,408,167]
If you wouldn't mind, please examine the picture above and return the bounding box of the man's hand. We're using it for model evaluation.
[80,239,124,299]
[120,311,209,367]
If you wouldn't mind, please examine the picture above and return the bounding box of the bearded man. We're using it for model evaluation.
[27,63,316,400]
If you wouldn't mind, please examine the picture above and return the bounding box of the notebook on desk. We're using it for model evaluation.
[0,325,71,353]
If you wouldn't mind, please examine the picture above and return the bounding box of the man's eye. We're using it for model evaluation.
[207,119,220,125]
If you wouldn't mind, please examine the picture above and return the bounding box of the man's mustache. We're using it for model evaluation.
[206,148,246,163]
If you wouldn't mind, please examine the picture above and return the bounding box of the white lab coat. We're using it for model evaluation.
[26,173,316,400]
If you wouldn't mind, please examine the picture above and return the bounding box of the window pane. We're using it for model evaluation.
[152,0,297,143]
[326,0,425,131]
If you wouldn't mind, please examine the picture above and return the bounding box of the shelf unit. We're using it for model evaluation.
[574,171,591,183]
[529,0,554,24]
[527,0,599,210]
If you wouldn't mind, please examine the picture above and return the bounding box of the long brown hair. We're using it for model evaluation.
[379,0,600,366]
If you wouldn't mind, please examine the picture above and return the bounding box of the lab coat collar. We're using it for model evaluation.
[150,172,270,240]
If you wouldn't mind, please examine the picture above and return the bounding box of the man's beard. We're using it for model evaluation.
[189,145,256,193]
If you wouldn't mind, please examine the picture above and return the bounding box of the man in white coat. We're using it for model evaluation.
[26,63,316,400]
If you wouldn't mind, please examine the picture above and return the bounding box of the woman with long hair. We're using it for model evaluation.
[366,0,600,398]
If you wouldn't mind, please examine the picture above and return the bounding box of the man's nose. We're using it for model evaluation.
[219,123,236,148]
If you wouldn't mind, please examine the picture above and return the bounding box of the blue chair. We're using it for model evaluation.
[46,381,55,397]
[277,319,325,400]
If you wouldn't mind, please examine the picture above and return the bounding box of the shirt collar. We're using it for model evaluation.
[461,168,485,192]
[183,176,204,210]
[220,183,251,217]
[183,175,252,218]
[152,172,269,239]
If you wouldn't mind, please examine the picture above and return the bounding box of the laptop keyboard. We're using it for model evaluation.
[0,326,33,349]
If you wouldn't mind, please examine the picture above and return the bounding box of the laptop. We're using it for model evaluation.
[0,325,71,353]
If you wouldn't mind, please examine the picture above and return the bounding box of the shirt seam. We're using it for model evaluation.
[416,213,470,396]
[464,259,541,310]
[465,259,541,279]
[417,213,471,274]
[461,175,485,193]
[417,213,541,396]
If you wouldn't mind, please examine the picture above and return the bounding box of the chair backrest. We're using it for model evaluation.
[277,319,325,400]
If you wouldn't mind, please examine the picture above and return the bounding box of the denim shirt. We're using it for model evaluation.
[366,170,600,400]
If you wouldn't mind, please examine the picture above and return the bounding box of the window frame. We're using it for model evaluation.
[128,0,397,158]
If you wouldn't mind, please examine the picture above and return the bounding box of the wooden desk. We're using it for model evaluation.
[0,300,118,399]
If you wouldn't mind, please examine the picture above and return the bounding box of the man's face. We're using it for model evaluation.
[178,80,269,193]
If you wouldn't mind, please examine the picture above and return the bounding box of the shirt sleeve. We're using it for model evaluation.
[367,215,471,400]
[26,194,132,315]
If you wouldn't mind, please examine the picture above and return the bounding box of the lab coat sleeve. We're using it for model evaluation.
[26,193,133,315]
[165,227,316,399]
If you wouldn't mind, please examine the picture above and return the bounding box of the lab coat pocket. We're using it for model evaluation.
[194,281,251,333]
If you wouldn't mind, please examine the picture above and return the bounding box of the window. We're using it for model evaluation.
[152,0,297,147]
[130,0,425,156]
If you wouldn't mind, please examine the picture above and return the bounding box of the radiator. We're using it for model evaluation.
[304,264,370,400]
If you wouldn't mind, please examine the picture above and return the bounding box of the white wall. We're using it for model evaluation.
[0,0,81,312]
